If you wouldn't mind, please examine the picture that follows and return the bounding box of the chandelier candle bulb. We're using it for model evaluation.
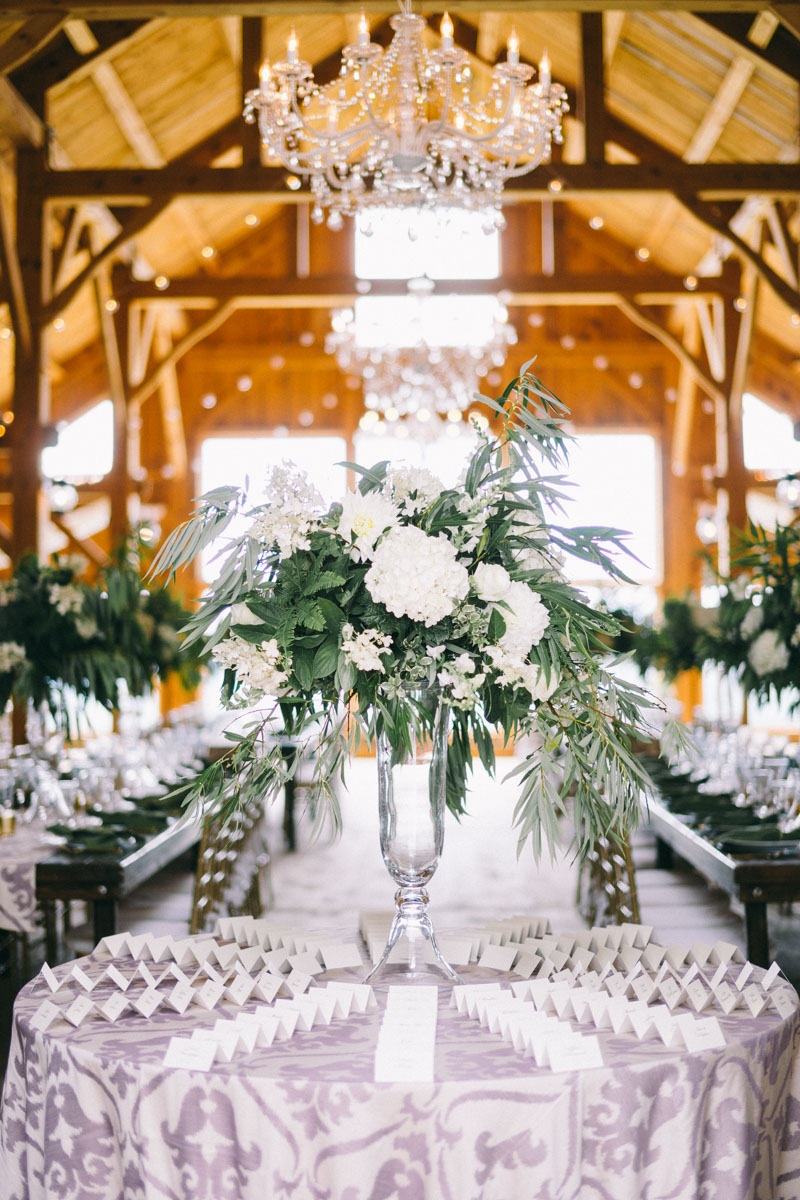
[508,30,520,67]
[440,13,454,50]
[287,30,298,65]
[539,51,551,90]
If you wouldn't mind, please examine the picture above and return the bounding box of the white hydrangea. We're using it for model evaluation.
[337,491,398,560]
[0,641,26,672]
[437,655,486,710]
[365,526,469,627]
[212,633,289,697]
[748,628,789,677]
[497,580,550,655]
[75,617,98,641]
[472,562,512,603]
[485,645,559,702]
[383,465,443,516]
[248,462,324,557]
[0,583,15,607]
[49,583,84,616]
[341,624,392,673]
[740,605,764,640]
[791,625,800,648]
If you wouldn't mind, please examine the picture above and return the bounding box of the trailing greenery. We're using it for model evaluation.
[152,364,679,859]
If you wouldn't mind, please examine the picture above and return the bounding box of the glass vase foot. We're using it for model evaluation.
[363,885,463,987]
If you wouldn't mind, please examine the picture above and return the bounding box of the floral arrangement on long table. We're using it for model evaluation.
[153,367,681,858]
[0,547,204,735]
[611,521,800,707]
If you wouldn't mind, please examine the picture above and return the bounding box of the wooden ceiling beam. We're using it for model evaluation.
[9,20,149,100]
[118,270,735,306]
[683,56,754,163]
[0,3,778,16]
[679,192,800,312]
[615,296,726,406]
[0,15,65,74]
[696,12,800,81]
[38,160,800,203]
[579,12,606,165]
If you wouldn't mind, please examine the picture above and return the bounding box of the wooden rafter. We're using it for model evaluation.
[0,169,31,354]
[0,14,64,74]
[579,12,605,165]
[0,75,44,146]
[615,296,726,406]
[49,513,110,567]
[679,192,800,312]
[42,116,244,318]
[683,56,754,163]
[0,2,780,15]
[696,298,726,383]
[127,299,237,406]
[671,304,702,476]
[118,269,734,307]
[153,318,188,478]
[36,160,800,203]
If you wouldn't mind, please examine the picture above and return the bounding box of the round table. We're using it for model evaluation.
[2,952,799,1199]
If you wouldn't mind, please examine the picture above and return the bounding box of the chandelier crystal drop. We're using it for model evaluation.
[325,299,517,419]
[243,3,568,229]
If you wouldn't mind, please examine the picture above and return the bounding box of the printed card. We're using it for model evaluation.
[64,994,95,1027]
[194,980,224,1011]
[104,964,131,992]
[762,962,782,991]
[548,1034,604,1072]
[164,1036,216,1072]
[30,999,62,1032]
[40,962,62,993]
[165,981,195,1014]
[734,962,755,991]
[679,1014,726,1052]
[479,944,518,972]
[94,933,129,959]
[132,987,163,1019]
[771,988,796,1019]
[97,993,129,1023]
[743,984,769,1017]
[70,965,97,993]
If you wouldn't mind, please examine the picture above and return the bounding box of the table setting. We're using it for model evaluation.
[2,912,799,1200]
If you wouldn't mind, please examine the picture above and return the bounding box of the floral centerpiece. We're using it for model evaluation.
[154,367,676,870]
[702,521,800,705]
[0,549,204,737]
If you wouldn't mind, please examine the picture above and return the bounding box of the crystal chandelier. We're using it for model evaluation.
[325,295,517,419]
[243,3,568,229]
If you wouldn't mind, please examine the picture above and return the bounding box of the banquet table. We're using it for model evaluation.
[2,943,800,1200]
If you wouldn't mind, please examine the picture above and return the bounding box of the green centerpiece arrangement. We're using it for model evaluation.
[154,366,677,980]
[0,547,203,737]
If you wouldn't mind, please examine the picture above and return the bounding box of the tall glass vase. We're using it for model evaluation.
[364,689,462,987]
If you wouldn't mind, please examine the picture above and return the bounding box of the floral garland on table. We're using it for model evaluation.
[0,550,204,734]
[152,366,683,859]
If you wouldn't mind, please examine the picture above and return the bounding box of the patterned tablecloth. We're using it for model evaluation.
[2,951,800,1200]
[0,831,60,933]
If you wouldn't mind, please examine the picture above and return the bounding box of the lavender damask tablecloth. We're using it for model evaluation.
[0,831,61,933]
[2,954,800,1200]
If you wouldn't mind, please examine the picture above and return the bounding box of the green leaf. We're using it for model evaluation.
[312,638,340,679]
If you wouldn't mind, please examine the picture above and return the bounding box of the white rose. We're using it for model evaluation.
[472,562,512,603]
[230,602,262,625]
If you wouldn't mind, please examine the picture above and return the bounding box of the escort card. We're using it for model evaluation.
[713,940,743,965]
[657,977,685,1011]
[771,988,796,1019]
[164,1037,216,1072]
[707,964,727,991]
[165,981,195,1014]
[40,962,62,993]
[478,943,518,972]
[742,984,769,1017]
[319,942,363,971]
[512,952,540,979]
[194,980,224,1011]
[665,944,689,970]
[143,936,173,963]
[734,962,755,991]
[104,964,131,992]
[689,943,714,967]
[95,933,130,958]
[132,987,163,1018]
[64,994,95,1027]
[570,948,596,974]
[640,944,666,972]
[711,981,741,1015]
[224,975,256,1007]
[678,1014,726,1052]
[326,982,377,1013]
[97,992,129,1023]
[284,968,314,996]
[684,979,712,1013]
[452,982,502,1014]
[134,962,157,990]
[70,965,97,993]
[548,1034,604,1072]
[252,971,283,1003]
[762,962,782,990]
[30,999,62,1032]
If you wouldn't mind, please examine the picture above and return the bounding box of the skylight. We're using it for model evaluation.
[355,208,500,280]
